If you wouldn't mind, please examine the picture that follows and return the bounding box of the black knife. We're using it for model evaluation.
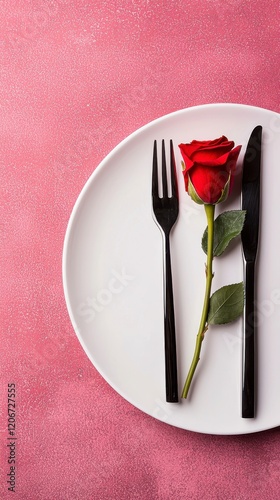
[241,125,262,418]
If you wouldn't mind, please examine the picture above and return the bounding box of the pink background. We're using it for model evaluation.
[1,1,280,499]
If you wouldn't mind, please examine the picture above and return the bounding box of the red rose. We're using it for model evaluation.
[179,136,241,204]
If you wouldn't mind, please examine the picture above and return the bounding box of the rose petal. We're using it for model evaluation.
[193,145,241,167]
[191,143,235,163]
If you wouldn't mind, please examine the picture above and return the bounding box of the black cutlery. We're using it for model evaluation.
[241,125,262,418]
[152,139,179,403]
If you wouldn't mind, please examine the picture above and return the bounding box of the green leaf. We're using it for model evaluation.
[202,210,246,257]
[207,282,244,325]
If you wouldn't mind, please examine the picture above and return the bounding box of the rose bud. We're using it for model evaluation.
[179,136,241,205]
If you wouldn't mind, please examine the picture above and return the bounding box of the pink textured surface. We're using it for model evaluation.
[1,1,280,499]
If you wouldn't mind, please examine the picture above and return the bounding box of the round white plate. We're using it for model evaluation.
[63,103,280,434]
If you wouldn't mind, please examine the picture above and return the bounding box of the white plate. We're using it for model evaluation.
[63,103,280,435]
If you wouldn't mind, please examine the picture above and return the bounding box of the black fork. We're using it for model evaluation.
[152,139,179,403]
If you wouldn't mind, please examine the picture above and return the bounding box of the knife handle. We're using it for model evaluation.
[242,260,256,418]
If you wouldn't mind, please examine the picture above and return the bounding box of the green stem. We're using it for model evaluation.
[181,203,215,399]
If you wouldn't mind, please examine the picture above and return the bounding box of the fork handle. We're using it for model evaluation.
[163,233,179,403]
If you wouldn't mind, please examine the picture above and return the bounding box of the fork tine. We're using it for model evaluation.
[170,140,178,198]
[152,140,159,198]
[161,140,168,198]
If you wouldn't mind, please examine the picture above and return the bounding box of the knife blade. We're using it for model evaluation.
[241,125,262,418]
